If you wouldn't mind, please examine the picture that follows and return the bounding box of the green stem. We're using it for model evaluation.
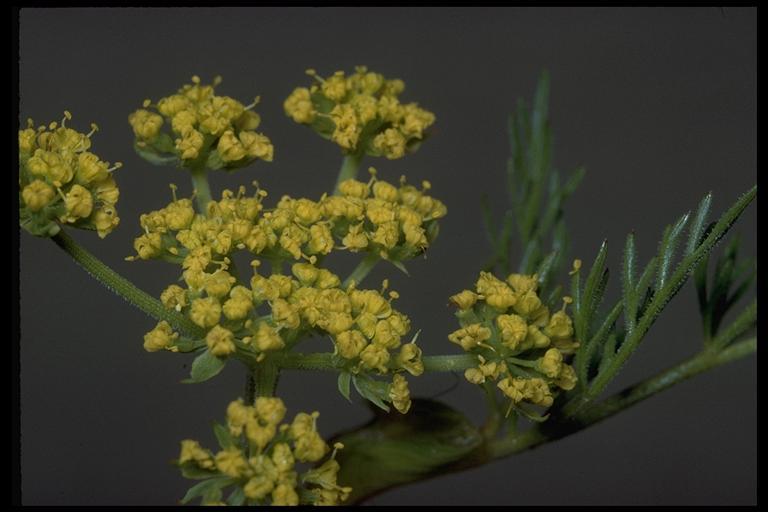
[190,165,212,213]
[51,230,203,338]
[271,352,344,371]
[491,337,756,458]
[342,253,380,288]
[578,337,755,424]
[480,381,502,439]
[271,352,477,373]
[255,361,279,397]
[422,354,477,372]
[245,370,256,405]
[334,152,363,194]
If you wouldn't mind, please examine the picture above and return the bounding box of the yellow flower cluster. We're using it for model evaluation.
[18,113,121,238]
[178,398,351,506]
[130,174,445,267]
[146,256,423,379]
[129,75,273,170]
[284,66,435,159]
[331,172,447,261]
[448,271,578,411]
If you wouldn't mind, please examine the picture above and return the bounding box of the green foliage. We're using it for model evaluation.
[352,374,392,412]
[695,233,757,344]
[183,350,226,384]
[483,72,584,295]
[564,187,756,415]
[180,476,233,505]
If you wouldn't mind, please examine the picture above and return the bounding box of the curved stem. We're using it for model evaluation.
[334,152,363,194]
[342,253,380,288]
[190,165,212,213]
[51,230,204,338]
[490,337,756,458]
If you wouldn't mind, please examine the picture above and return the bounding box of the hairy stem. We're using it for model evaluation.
[334,152,363,194]
[490,337,756,458]
[578,337,755,424]
[51,230,203,338]
[342,253,380,288]
[254,361,279,398]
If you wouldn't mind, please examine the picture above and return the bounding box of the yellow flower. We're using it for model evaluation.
[335,330,367,359]
[226,399,251,436]
[291,262,319,285]
[448,323,491,351]
[133,232,163,260]
[359,343,390,373]
[143,321,178,352]
[222,286,254,320]
[272,299,300,329]
[284,87,316,124]
[92,205,120,238]
[496,314,528,350]
[203,270,236,298]
[372,181,399,202]
[389,373,411,414]
[244,475,275,500]
[253,322,285,352]
[18,127,37,154]
[171,110,197,134]
[525,325,551,350]
[450,290,479,310]
[556,364,577,390]
[189,297,222,329]
[76,152,109,184]
[373,319,401,349]
[62,184,94,221]
[175,128,204,160]
[216,130,247,162]
[537,348,563,379]
[128,109,163,140]
[514,289,543,317]
[371,221,400,249]
[396,343,424,376]
[179,439,214,469]
[271,484,299,506]
[206,324,236,357]
[215,447,248,477]
[507,273,539,294]
[271,442,295,473]
[307,224,334,254]
[545,310,574,340]
[157,94,192,117]
[245,418,277,450]
[400,103,435,139]
[21,180,55,212]
[338,179,370,199]
[464,367,486,385]
[330,103,359,149]
[342,223,369,251]
[372,128,406,159]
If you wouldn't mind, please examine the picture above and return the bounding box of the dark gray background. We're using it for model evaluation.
[19,7,756,506]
